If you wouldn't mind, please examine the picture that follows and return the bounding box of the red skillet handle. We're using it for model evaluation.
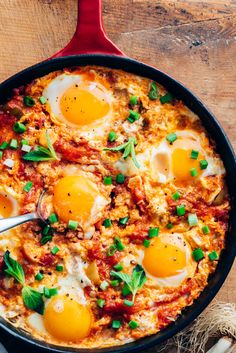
[51,0,124,58]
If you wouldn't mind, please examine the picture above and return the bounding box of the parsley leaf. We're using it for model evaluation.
[104,137,140,169]
[23,130,59,162]
[3,250,25,285]
[22,286,45,315]
[110,264,146,302]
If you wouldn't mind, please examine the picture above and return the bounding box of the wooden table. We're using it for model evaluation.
[0,1,235,352]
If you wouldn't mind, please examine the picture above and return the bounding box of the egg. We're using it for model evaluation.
[28,255,94,343]
[43,74,113,137]
[0,189,18,218]
[44,295,92,342]
[115,130,225,183]
[141,233,196,287]
[52,175,108,236]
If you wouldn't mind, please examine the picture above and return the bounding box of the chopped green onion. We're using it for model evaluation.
[108,131,118,142]
[160,92,173,104]
[119,217,129,226]
[103,176,112,185]
[116,173,125,184]
[188,213,198,227]
[0,151,3,160]
[107,244,117,256]
[172,191,181,200]
[176,205,185,216]
[0,141,8,150]
[48,213,58,224]
[202,225,210,234]
[23,181,33,193]
[191,149,199,160]
[190,168,198,177]
[127,110,140,123]
[97,299,105,308]
[51,246,59,255]
[148,227,159,238]
[13,122,27,134]
[122,284,131,296]
[113,263,123,271]
[43,287,58,298]
[35,272,44,281]
[166,133,177,144]
[129,320,139,329]
[166,223,173,229]
[148,90,158,100]
[103,218,112,228]
[192,248,204,262]
[56,264,63,272]
[200,159,208,170]
[148,82,159,100]
[130,95,138,106]
[68,220,78,230]
[114,237,125,251]
[23,96,35,107]
[41,235,53,244]
[124,299,133,307]
[110,280,119,287]
[143,239,150,248]
[112,320,121,329]
[100,280,109,291]
[21,139,29,145]
[42,225,51,236]
[39,96,47,105]
[208,251,218,261]
[9,139,18,149]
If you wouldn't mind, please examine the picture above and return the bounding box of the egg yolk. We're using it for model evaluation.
[143,237,186,277]
[53,175,99,224]
[44,295,92,342]
[60,83,110,126]
[0,193,14,218]
[172,148,203,181]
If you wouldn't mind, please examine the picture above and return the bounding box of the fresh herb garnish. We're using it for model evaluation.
[3,251,44,314]
[22,286,44,314]
[23,130,59,162]
[104,137,140,169]
[3,250,25,285]
[110,264,146,302]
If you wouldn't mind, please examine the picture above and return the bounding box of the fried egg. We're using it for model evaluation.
[53,175,108,237]
[116,130,225,183]
[28,256,93,342]
[43,74,113,137]
[120,233,196,287]
[0,188,18,218]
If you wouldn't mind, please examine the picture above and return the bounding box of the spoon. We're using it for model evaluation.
[0,190,46,233]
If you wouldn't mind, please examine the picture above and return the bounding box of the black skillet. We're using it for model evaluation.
[0,1,236,352]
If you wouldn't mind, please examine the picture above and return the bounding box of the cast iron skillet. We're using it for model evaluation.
[0,1,236,352]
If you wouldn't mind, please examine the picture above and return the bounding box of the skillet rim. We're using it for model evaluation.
[0,54,235,353]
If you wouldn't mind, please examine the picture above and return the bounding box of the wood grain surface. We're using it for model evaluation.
[0,1,235,352]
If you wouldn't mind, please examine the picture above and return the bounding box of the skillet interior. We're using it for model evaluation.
[0,54,236,353]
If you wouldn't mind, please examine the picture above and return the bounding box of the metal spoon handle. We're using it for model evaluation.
[0,213,38,233]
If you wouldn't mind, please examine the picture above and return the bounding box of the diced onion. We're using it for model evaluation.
[3,159,14,168]
[21,145,32,152]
